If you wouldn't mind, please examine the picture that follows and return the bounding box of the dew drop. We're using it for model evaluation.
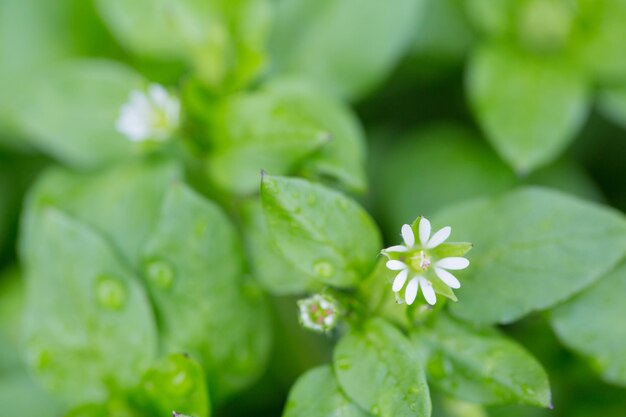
[408,385,421,395]
[169,369,193,395]
[313,260,335,278]
[335,356,351,370]
[370,405,381,415]
[145,260,175,289]
[307,194,317,205]
[521,385,536,397]
[409,403,419,412]
[96,276,126,310]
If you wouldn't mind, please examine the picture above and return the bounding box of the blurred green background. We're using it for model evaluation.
[2,0,626,416]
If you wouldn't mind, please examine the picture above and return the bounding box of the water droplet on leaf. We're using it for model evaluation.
[145,260,175,289]
[336,356,351,370]
[313,260,334,278]
[96,276,126,310]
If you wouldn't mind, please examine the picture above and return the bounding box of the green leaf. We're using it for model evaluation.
[577,0,626,84]
[370,125,517,234]
[241,200,311,295]
[206,79,366,194]
[0,267,26,372]
[598,85,626,129]
[23,208,157,406]
[7,59,145,168]
[414,314,551,407]
[467,43,590,173]
[270,0,423,100]
[96,0,270,91]
[135,354,211,417]
[0,371,61,417]
[413,0,476,61]
[283,365,370,417]
[434,187,626,324]
[464,0,516,37]
[21,159,182,269]
[551,261,626,386]
[142,183,272,401]
[333,318,431,417]
[261,175,381,289]
[0,0,114,147]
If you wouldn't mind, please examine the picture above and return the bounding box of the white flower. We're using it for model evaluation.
[116,84,180,142]
[297,294,341,333]
[382,217,470,306]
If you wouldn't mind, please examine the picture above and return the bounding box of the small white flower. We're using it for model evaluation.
[382,217,470,306]
[297,294,341,333]
[116,84,180,142]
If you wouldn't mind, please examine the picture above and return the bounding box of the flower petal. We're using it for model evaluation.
[426,226,451,249]
[392,269,409,292]
[420,278,437,305]
[419,217,431,246]
[386,260,408,271]
[434,267,461,289]
[401,224,415,248]
[437,257,470,270]
[405,277,419,305]
[384,245,408,253]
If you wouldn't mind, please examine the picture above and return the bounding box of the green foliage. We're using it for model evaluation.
[96,0,271,91]
[143,183,272,400]
[7,60,145,167]
[206,79,366,194]
[241,200,310,295]
[333,318,431,417]
[261,175,381,289]
[467,44,589,173]
[270,0,423,100]
[2,0,626,416]
[283,365,369,417]
[22,208,158,406]
[134,354,211,417]
[435,187,626,324]
[551,261,626,387]
[415,314,551,407]
[21,159,182,268]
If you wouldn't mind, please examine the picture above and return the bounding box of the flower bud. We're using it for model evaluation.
[297,294,341,333]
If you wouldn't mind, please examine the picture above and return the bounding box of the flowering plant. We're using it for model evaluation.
[1,1,626,417]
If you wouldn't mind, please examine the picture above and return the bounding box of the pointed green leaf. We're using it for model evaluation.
[551,261,626,386]
[207,80,365,194]
[434,187,626,324]
[414,314,551,407]
[241,200,311,295]
[23,209,157,406]
[333,318,431,417]
[467,43,589,173]
[142,183,271,400]
[261,175,381,289]
[283,365,370,417]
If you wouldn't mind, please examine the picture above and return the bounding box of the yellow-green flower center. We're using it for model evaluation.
[410,250,431,272]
